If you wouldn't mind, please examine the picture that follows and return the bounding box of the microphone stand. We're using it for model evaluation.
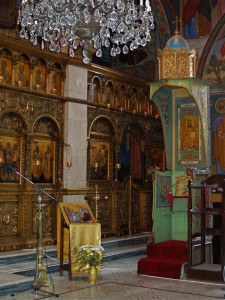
[0,163,59,298]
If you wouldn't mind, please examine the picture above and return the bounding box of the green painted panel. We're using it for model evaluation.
[152,170,172,243]
[153,208,172,243]
[171,197,188,241]
[152,88,172,170]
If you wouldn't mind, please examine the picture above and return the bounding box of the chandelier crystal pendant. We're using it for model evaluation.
[17,0,154,64]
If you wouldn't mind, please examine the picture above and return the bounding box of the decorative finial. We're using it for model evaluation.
[172,16,180,35]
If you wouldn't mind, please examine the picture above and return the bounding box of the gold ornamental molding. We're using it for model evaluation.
[0,29,150,88]
[0,187,122,197]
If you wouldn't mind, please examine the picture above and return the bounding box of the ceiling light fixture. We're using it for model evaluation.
[17,0,154,64]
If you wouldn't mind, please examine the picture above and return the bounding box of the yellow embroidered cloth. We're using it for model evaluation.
[57,203,101,275]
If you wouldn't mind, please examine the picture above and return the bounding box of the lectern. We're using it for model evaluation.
[58,202,101,279]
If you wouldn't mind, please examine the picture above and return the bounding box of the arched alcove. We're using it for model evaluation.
[0,111,27,184]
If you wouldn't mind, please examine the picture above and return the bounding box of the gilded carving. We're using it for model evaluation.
[91,118,114,136]
[119,187,129,227]
[0,86,63,250]
[0,202,18,236]
[131,187,140,225]
[0,90,64,133]
[86,196,111,229]
[96,198,110,228]
[158,44,196,80]
[33,117,59,137]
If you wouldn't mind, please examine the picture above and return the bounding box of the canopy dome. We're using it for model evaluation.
[166,33,190,51]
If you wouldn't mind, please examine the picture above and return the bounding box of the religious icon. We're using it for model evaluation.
[129,89,138,111]
[90,141,109,181]
[63,204,94,224]
[64,206,82,223]
[79,206,92,222]
[16,64,29,87]
[116,87,127,109]
[50,74,57,94]
[157,174,171,207]
[141,97,149,115]
[0,136,21,184]
[32,143,43,182]
[48,71,60,95]
[31,140,55,183]
[43,145,53,181]
[88,83,97,102]
[33,68,45,90]
[212,98,225,174]
[181,119,198,152]
[104,83,113,105]
[178,103,201,165]
[0,60,11,83]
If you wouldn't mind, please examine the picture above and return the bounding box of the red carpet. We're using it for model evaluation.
[138,240,188,279]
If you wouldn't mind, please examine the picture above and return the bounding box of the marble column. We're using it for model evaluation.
[63,65,88,202]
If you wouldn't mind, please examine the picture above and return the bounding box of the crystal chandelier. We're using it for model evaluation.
[17,0,154,64]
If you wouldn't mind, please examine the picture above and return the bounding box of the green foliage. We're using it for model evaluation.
[74,245,104,268]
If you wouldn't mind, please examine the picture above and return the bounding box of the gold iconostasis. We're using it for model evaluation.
[0,40,160,252]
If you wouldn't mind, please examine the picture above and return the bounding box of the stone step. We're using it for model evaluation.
[0,233,149,297]
[0,272,32,297]
[0,233,150,266]
[0,243,147,276]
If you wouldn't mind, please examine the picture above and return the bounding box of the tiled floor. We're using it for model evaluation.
[2,255,225,300]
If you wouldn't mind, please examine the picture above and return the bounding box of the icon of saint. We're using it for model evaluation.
[17,65,29,87]
[212,99,225,174]
[0,61,11,83]
[33,69,45,90]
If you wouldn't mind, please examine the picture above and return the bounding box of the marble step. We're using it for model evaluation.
[0,245,146,297]
[0,243,147,277]
[0,233,150,267]
[0,234,149,296]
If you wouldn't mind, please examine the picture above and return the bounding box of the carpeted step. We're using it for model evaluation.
[138,257,185,279]
[147,240,187,261]
[138,240,188,279]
